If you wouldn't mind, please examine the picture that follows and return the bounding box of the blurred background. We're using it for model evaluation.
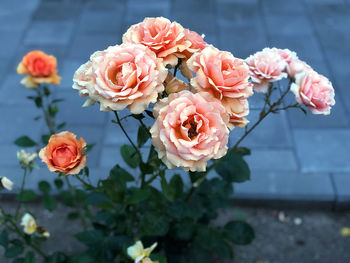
[1,0,350,261]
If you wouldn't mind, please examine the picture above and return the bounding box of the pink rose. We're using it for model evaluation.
[182,29,207,59]
[122,17,191,67]
[73,44,167,114]
[187,45,252,128]
[246,48,287,93]
[272,48,297,65]
[291,70,335,115]
[287,59,312,79]
[221,98,249,128]
[150,90,229,172]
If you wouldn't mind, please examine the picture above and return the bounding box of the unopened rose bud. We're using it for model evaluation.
[17,150,37,167]
[0,177,14,191]
[37,226,50,238]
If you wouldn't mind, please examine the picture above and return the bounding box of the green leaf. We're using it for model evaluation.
[161,174,183,202]
[43,195,57,211]
[139,213,169,237]
[5,239,24,258]
[126,188,151,204]
[172,220,195,241]
[85,144,95,152]
[34,97,42,108]
[41,134,50,145]
[224,221,255,245]
[16,190,37,202]
[109,164,134,183]
[54,178,63,189]
[47,252,67,263]
[38,181,51,194]
[75,230,104,247]
[52,99,64,104]
[150,254,167,263]
[189,171,206,185]
[24,251,35,263]
[43,86,51,96]
[56,122,66,130]
[60,190,74,206]
[67,212,79,220]
[12,258,25,263]
[48,104,59,117]
[215,150,250,183]
[137,125,150,147]
[14,136,36,147]
[120,144,139,168]
[0,230,8,248]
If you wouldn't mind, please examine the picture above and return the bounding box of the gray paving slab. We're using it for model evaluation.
[264,15,314,37]
[56,90,108,126]
[23,21,75,46]
[294,129,350,173]
[230,109,293,148]
[332,173,350,210]
[235,171,335,202]
[244,149,299,172]
[32,1,83,21]
[260,0,305,15]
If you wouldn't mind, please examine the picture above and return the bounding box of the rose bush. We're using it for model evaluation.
[0,17,335,263]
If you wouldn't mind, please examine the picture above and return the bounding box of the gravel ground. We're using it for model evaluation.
[1,202,350,263]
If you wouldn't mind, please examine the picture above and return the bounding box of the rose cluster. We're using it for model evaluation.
[70,17,335,172]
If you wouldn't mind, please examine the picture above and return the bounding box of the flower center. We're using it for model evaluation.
[183,117,198,140]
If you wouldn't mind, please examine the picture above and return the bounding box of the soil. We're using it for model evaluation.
[1,202,350,263]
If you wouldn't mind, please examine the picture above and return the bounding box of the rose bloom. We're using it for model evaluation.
[127,241,157,263]
[17,50,61,88]
[246,47,287,93]
[123,17,192,67]
[187,45,252,128]
[21,213,37,235]
[221,98,249,128]
[181,29,207,59]
[73,44,167,114]
[150,90,229,172]
[288,59,312,79]
[164,72,188,94]
[39,131,87,175]
[291,70,335,115]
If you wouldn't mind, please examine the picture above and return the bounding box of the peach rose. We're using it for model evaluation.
[17,50,61,88]
[39,131,87,175]
[291,70,335,115]
[187,45,253,128]
[164,72,188,94]
[73,44,167,114]
[246,48,287,93]
[221,98,249,128]
[182,29,207,59]
[150,90,229,172]
[122,17,191,67]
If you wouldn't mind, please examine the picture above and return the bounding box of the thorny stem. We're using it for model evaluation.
[65,177,88,230]
[37,85,55,135]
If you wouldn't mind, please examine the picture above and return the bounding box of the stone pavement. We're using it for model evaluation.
[1,0,350,209]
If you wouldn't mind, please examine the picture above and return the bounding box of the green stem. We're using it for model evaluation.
[37,86,55,135]
[14,168,28,219]
[75,174,94,189]
[65,177,87,230]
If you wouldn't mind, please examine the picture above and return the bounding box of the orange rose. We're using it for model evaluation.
[39,131,87,175]
[17,50,61,88]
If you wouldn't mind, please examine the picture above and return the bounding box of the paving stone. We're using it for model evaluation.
[235,171,335,202]
[0,144,26,167]
[260,0,305,15]
[172,0,216,14]
[217,1,260,26]
[244,149,299,172]
[68,33,120,59]
[332,173,350,209]
[60,59,84,90]
[85,0,126,12]
[124,0,171,30]
[287,94,349,129]
[24,21,75,46]
[56,90,108,126]
[76,10,124,35]
[0,104,44,144]
[0,73,34,106]
[264,15,314,37]
[0,10,32,31]
[229,109,293,148]
[32,1,83,21]
[0,29,23,59]
[293,129,350,173]
[219,23,267,58]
